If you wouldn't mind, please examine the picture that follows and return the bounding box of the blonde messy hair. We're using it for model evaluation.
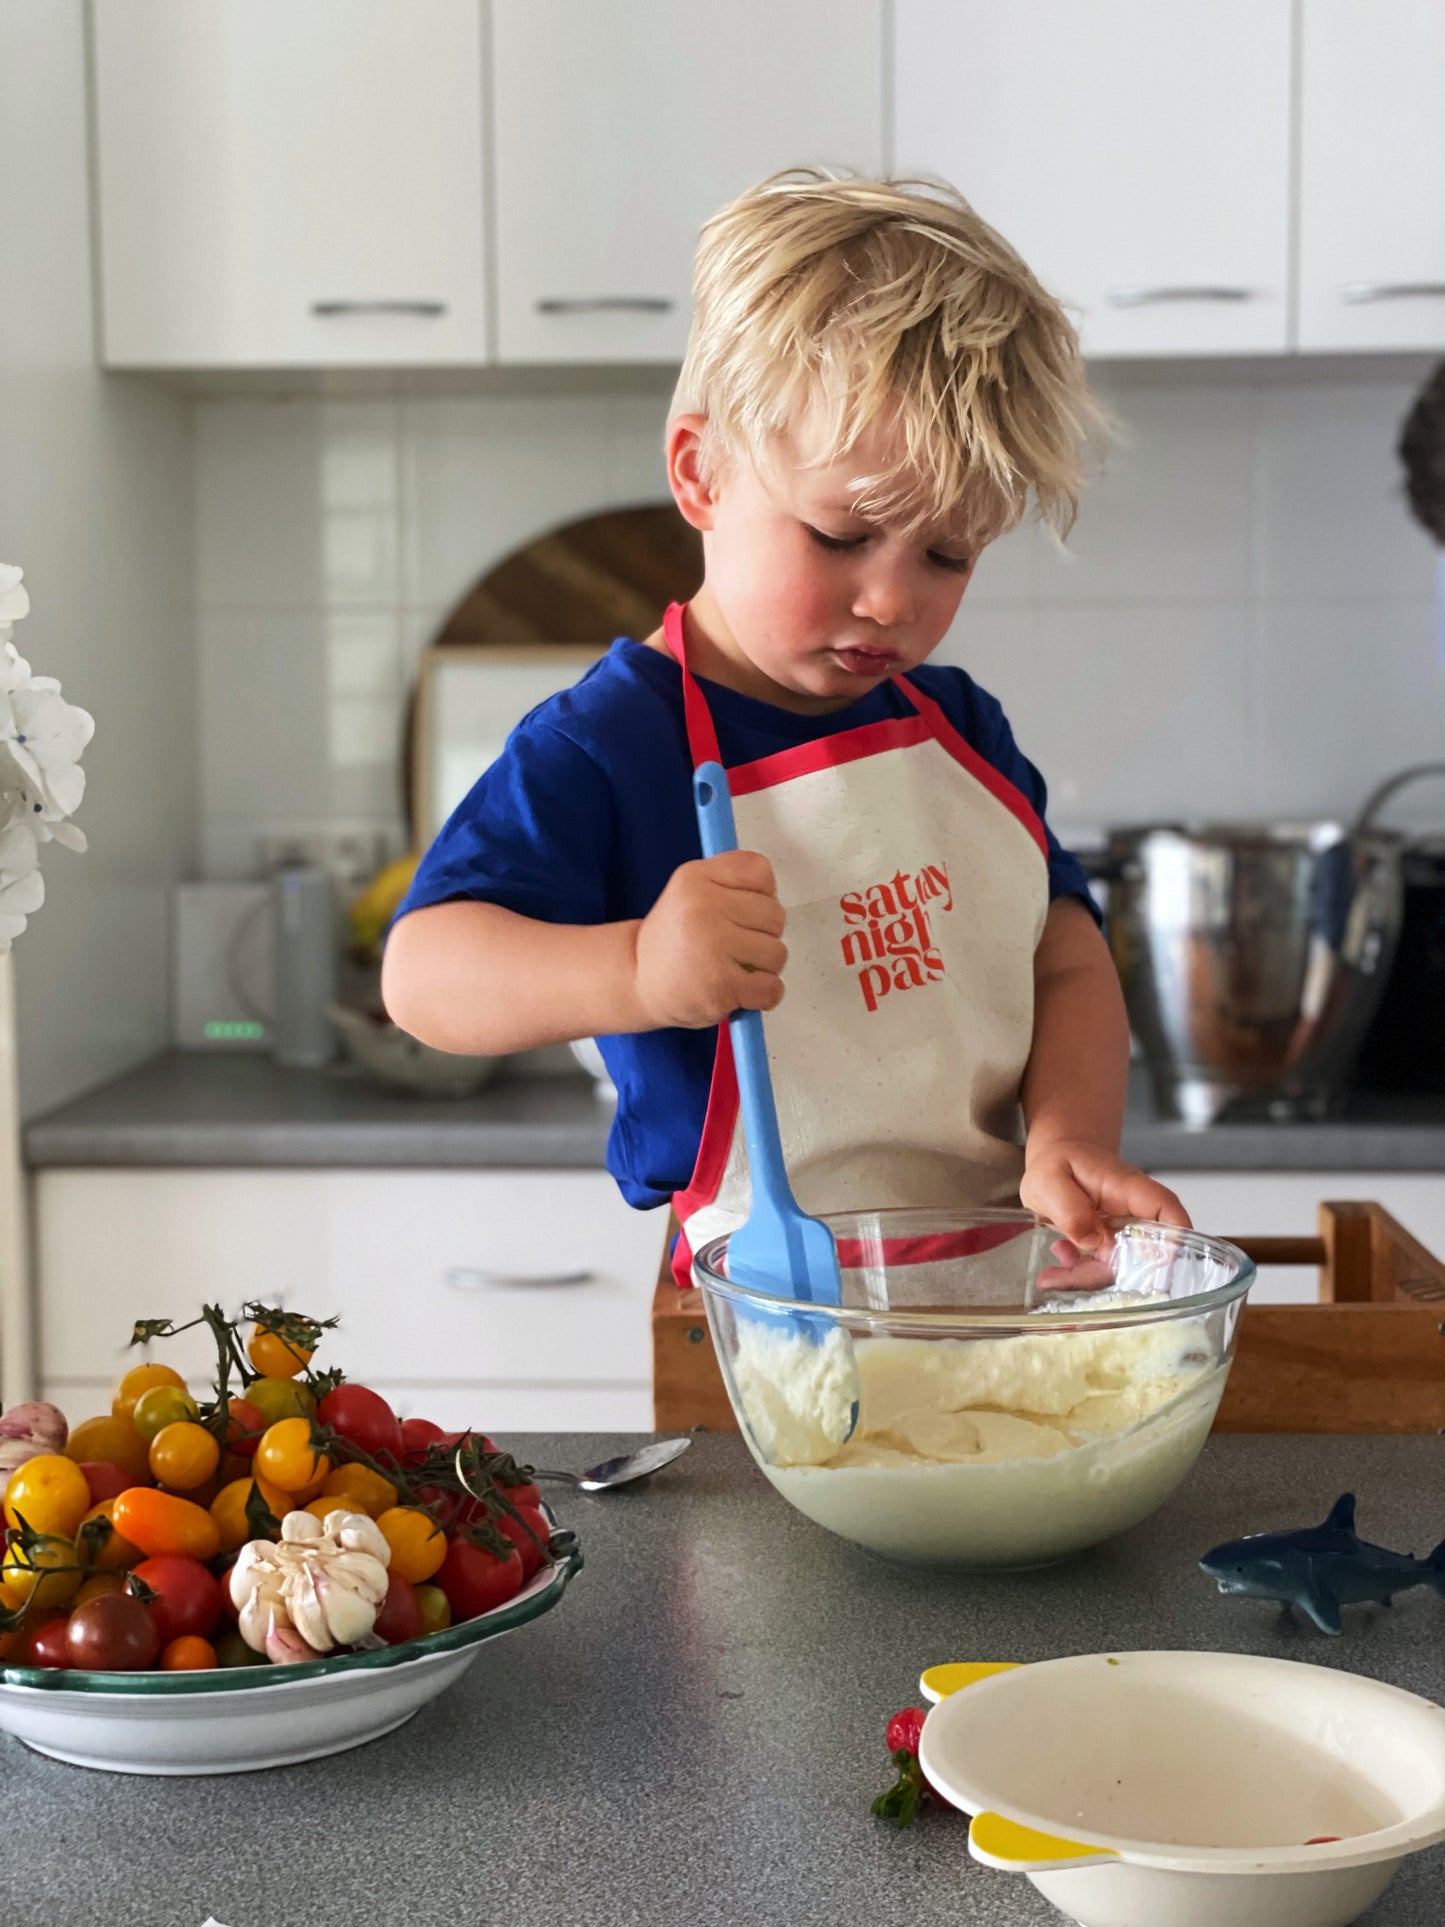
[673,170,1103,549]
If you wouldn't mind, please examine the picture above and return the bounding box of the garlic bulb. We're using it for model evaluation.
[229,1508,391,1659]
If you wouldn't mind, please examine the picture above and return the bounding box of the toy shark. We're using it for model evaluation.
[1200,1493,1445,1636]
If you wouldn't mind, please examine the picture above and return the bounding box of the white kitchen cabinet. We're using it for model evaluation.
[490,0,884,364]
[91,0,489,367]
[33,1169,662,1429]
[1297,0,1445,352]
[894,0,1293,357]
[1152,1172,1445,1307]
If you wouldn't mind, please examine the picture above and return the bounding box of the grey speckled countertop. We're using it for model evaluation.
[22,1050,1445,1172]
[7,1432,1445,1927]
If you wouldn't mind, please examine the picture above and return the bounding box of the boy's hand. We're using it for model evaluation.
[1020,1139,1190,1253]
[633,851,787,1030]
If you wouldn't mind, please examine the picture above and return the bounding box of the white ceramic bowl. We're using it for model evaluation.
[331,1003,498,1098]
[0,1529,581,1776]
[918,1650,1445,1927]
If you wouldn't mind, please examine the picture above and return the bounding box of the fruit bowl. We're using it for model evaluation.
[0,1523,581,1775]
[694,1208,1255,1569]
[331,1002,498,1098]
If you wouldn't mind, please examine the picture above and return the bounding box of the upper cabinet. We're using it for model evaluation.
[89,1,1444,369]
[92,0,489,367]
[1297,0,1445,353]
[893,0,1293,358]
[489,0,884,364]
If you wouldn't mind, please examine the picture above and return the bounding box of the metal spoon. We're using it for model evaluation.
[531,1437,692,1492]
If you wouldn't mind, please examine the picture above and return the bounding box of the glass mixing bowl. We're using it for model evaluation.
[694,1209,1255,1570]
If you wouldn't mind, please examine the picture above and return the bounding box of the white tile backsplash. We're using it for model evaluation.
[192,359,1445,869]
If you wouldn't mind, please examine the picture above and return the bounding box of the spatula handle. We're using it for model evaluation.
[692,763,794,1213]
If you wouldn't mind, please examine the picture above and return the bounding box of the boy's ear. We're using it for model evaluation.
[667,414,719,532]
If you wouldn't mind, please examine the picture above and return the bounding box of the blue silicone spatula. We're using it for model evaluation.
[693,762,844,1310]
[693,763,859,1449]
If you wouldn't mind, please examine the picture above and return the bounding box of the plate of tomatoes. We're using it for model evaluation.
[0,1304,582,1775]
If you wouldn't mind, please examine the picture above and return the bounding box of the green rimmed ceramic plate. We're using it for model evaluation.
[0,1526,582,1774]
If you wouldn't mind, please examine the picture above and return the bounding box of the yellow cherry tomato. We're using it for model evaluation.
[0,1533,82,1611]
[210,1475,292,1552]
[254,1417,330,1495]
[75,1498,143,1572]
[112,1361,186,1426]
[321,1463,397,1517]
[416,1583,452,1636]
[304,1493,360,1526]
[132,1384,200,1444]
[247,1323,315,1381]
[64,1415,153,1484]
[244,1376,317,1427]
[4,1453,92,1539]
[148,1420,221,1491]
[74,1570,125,1608]
[375,1506,446,1584]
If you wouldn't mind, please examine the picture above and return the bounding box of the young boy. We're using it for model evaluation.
[383,171,1187,1277]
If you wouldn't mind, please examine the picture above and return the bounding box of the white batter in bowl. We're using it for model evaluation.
[695,1211,1253,1569]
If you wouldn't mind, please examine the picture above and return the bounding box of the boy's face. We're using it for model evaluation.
[671,416,981,712]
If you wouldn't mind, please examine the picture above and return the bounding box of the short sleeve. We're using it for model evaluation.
[395,720,617,929]
[910,665,1102,926]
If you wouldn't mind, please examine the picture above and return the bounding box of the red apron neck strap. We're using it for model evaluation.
[662,601,724,770]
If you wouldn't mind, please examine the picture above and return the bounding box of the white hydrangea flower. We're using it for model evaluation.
[0,567,93,952]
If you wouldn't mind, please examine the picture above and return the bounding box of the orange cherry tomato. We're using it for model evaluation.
[75,1498,143,1572]
[0,1533,82,1612]
[64,1415,153,1484]
[375,1506,446,1584]
[148,1420,220,1491]
[254,1417,330,1495]
[132,1384,199,1444]
[110,1487,220,1563]
[161,1635,217,1671]
[247,1323,315,1381]
[4,1453,92,1539]
[321,1463,398,1517]
[112,1362,186,1426]
[209,1475,291,1552]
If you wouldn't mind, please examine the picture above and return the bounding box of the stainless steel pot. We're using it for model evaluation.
[1100,822,1404,1127]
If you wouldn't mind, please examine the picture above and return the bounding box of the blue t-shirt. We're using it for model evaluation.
[396,638,1095,1210]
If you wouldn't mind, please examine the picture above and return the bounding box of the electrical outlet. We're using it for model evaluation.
[255,826,389,887]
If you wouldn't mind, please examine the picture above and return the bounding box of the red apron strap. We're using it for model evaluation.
[662,601,724,770]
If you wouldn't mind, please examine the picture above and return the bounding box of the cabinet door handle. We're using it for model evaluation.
[1340,282,1445,305]
[534,296,673,315]
[1106,285,1255,307]
[444,1264,598,1291]
[310,300,448,317]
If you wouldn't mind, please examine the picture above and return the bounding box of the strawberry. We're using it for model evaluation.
[872,1706,932,1829]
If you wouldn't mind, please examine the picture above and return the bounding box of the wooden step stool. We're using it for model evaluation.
[652,1202,1445,1436]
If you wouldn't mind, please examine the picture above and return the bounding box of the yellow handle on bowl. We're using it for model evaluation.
[920,1661,1021,1703]
[969,1811,1118,1873]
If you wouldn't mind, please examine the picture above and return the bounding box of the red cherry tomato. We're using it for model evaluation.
[77,1461,134,1505]
[317,1384,403,1466]
[130,1556,223,1646]
[436,1534,523,1622]
[24,1617,72,1668]
[494,1476,541,1511]
[496,1501,551,1583]
[371,1570,422,1646]
[399,1417,444,1464]
[65,1592,161,1671]
[225,1397,265,1460]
